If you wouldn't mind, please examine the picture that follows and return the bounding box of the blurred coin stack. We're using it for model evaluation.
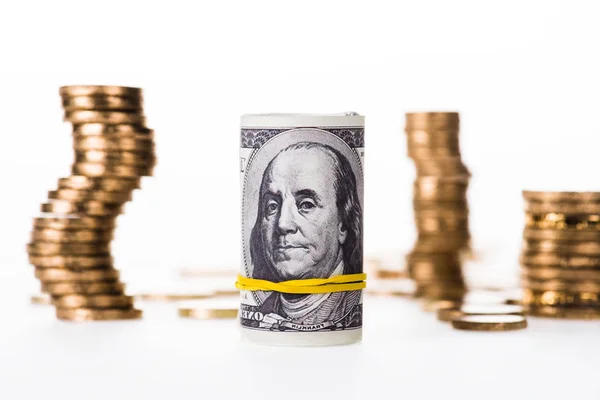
[27,85,156,321]
[404,112,471,300]
[520,191,600,319]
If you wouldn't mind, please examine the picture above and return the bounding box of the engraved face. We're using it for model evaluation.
[259,148,346,281]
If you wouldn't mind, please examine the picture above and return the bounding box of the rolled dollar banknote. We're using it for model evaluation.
[238,113,365,346]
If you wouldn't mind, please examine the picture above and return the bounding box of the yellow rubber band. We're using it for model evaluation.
[235,273,367,294]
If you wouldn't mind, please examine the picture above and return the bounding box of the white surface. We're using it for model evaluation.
[2,277,599,400]
[1,1,600,398]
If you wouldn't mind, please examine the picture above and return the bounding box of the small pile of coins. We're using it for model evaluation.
[404,112,471,301]
[27,85,156,321]
[520,191,600,319]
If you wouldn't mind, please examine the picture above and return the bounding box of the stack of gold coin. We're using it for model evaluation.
[404,112,471,300]
[26,85,156,321]
[520,191,600,319]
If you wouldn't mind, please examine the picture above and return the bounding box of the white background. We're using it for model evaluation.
[0,1,599,399]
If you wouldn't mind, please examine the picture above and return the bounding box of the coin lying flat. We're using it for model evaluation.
[520,253,600,269]
[35,268,119,282]
[413,179,468,202]
[30,294,51,305]
[451,315,527,331]
[413,157,470,177]
[41,200,123,216]
[58,175,140,191]
[525,202,600,214]
[415,216,469,233]
[522,239,600,256]
[522,267,600,281]
[65,110,145,125]
[523,229,600,241]
[29,255,113,268]
[371,268,409,280]
[56,307,142,321]
[27,242,111,256]
[135,290,216,302]
[527,306,600,320]
[73,136,154,152]
[523,191,600,203]
[42,281,124,296]
[525,213,600,230]
[405,112,460,131]
[62,95,142,111]
[522,278,600,293]
[72,162,153,178]
[75,150,155,167]
[413,234,470,252]
[60,85,142,98]
[437,304,525,322]
[33,215,116,230]
[52,294,134,309]
[408,146,461,159]
[178,307,238,320]
[522,289,600,307]
[48,188,132,203]
[73,123,152,137]
[31,228,113,243]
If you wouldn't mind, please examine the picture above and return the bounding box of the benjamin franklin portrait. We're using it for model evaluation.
[244,139,363,330]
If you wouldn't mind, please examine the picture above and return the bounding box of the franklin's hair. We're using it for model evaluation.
[250,141,363,282]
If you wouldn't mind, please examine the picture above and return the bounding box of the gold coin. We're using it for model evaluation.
[408,146,461,159]
[33,215,116,230]
[415,215,469,233]
[451,315,527,331]
[421,299,461,312]
[413,202,469,213]
[75,150,156,167]
[35,268,119,282]
[523,228,600,241]
[522,278,600,293]
[527,306,600,320]
[56,307,142,321]
[437,304,525,322]
[524,213,600,230]
[31,228,113,243]
[73,136,154,152]
[42,281,124,295]
[406,251,461,264]
[27,241,111,256]
[59,85,142,98]
[58,175,140,191]
[135,291,216,302]
[73,123,152,137]
[52,294,134,309]
[30,294,51,305]
[415,283,467,300]
[413,179,468,202]
[522,288,600,307]
[523,191,600,203]
[372,268,408,279]
[405,112,460,131]
[413,234,470,252]
[406,130,460,148]
[62,95,142,111]
[178,307,238,320]
[522,267,600,280]
[525,202,600,214]
[413,158,470,177]
[49,188,132,203]
[29,254,113,268]
[65,110,145,125]
[41,200,123,216]
[72,162,153,178]
[522,239,600,256]
[520,253,600,269]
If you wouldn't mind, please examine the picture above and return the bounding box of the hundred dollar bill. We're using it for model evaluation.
[239,113,365,346]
